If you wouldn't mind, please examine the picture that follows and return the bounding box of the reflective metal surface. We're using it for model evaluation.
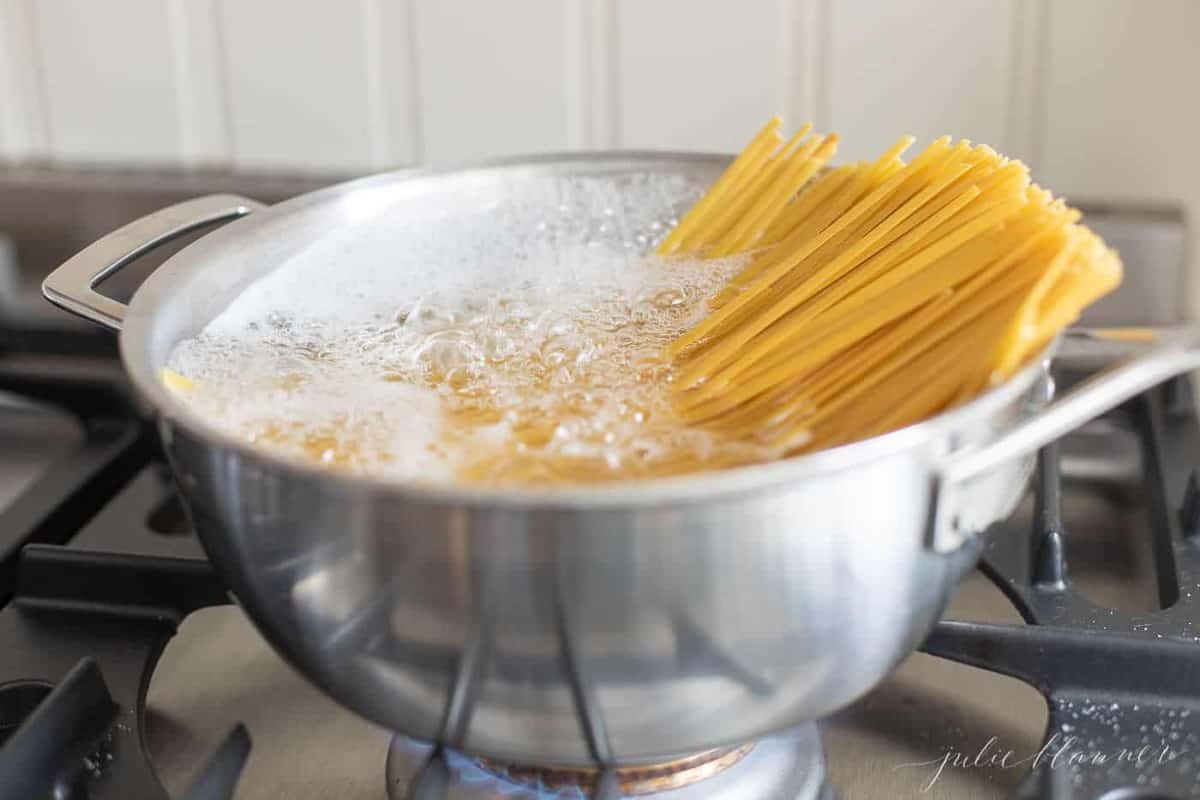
[1070,202,1186,327]
[42,193,262,330]
[40,153,1200,764]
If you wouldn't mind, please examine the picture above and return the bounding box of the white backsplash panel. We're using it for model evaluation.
[0,0,48,161]
[1039,0,1200,213]
[0,0,1195,311]
[826,0,1017,163]
[218,0,378,172]
[1037,0,1200,314]
[166,0,230,166]
[614,0,780,153]
[413,0,569,163]
[32,0,181,163]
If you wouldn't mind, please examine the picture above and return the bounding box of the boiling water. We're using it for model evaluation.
[165,173,788,485]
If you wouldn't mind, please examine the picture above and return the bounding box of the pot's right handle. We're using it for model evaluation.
[928,324,1200,552]
[42,194,263,332]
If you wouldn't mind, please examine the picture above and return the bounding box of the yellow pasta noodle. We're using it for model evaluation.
[161,368,196,393]
[664,119,1122,454]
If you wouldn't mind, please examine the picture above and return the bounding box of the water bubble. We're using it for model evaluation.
[163,174,765,486]
[653,289,686,309]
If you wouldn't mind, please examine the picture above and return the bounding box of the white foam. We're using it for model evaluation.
[166,172,777,485]
[205,172,696,336]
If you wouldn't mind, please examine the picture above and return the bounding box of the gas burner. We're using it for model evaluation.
[386,726,830,799]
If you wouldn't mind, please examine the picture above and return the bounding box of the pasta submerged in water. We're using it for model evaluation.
[161,178,795,485]
[161,120,1120,485]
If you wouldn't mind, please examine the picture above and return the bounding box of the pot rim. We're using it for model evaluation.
[117,150,1050,511]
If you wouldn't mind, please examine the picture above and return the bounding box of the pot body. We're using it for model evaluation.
[160,377,1037,765]
[49,153,1069,765]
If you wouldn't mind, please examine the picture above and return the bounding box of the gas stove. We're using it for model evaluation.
[0,315,1198,800]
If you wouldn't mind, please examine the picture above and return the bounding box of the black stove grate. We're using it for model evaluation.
[1,318,1199,799]
[924,380,1200,798]
[0,326,237,800]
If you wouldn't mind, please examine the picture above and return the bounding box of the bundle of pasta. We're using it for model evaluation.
[662,117,1122,453]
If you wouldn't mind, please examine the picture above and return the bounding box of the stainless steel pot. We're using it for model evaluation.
[42,153,1200,767]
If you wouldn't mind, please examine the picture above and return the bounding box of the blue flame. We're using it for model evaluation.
[443,748,593,797]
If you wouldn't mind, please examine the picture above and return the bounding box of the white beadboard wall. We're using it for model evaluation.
[0,0,1196,300]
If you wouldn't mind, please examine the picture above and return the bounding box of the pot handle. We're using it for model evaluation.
[928,324,1200,552]
[42,194,263,332]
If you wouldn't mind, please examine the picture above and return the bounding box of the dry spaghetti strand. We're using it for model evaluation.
[664,119,1122,454]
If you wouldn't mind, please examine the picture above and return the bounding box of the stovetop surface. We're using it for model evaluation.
[1,319,1198,799]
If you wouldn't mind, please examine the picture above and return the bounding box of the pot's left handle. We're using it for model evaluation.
[42,194,263,332]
